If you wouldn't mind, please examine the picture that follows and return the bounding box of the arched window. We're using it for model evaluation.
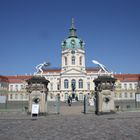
[71,79,76,91]
[64,56,67,65]
[72,56,75,65]
[79,56,82,65]
[79,79,83,88]
[64,79,69,89]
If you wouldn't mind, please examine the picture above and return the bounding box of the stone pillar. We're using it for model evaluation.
[26,76,50,115]
[93,76,116,115]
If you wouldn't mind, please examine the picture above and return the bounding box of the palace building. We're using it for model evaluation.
[0,20,140,102]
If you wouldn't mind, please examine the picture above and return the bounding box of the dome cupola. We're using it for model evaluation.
[61,18,85,51]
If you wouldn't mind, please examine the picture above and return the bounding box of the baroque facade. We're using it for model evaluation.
[0,20,140,102]
[36,20,112,101]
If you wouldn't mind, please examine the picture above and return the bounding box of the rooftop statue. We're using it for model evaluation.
[34,62,50,76]
[92,60,110,74]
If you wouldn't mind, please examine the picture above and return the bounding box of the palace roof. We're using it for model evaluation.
[6,75,32,83]
[0,75,9,83]
[0,72,140,84]
[114,74,140,82]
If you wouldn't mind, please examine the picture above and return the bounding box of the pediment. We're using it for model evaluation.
[61,68,86,75]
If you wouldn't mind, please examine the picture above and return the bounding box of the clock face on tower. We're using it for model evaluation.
[71,40,75,45]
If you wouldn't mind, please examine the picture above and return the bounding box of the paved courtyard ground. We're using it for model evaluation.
[0,102,140,140]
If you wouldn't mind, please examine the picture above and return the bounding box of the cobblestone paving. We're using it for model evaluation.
[0,103,140,140]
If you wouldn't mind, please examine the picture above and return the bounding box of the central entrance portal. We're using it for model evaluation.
[72,93,75,99]
[71,79,76,99]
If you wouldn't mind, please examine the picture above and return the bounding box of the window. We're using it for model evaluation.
[10,85,13,91]
[71,79,76,90]
[15,85,18,91]
[21,85,23,90]
[118,83,121,89]
[124,83,127,90]
[64,79,69,89]
[130,93,133,98]
[64,93,68,100]
[87,77,90,80]
[135,83,137,89]
[72,56,75,65]
[79,93,83,100]
[129,83,132,89]
[119,93,122,98]
[124,92,127,98]
[64,56,67,65]
[57,84,60,90]
[79,79,83,88]
[79,56,82,65]
[10,94,13,99]
[87,83,90,90]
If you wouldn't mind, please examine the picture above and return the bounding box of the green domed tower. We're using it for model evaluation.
[61,19,86,72]
[61,19,85,51]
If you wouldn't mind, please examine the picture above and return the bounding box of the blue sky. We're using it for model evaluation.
[0,0,140,75]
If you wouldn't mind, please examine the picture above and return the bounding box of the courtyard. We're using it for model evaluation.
[0,102,140,140]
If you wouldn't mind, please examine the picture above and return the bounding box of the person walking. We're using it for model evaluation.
[68,96,72,106]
